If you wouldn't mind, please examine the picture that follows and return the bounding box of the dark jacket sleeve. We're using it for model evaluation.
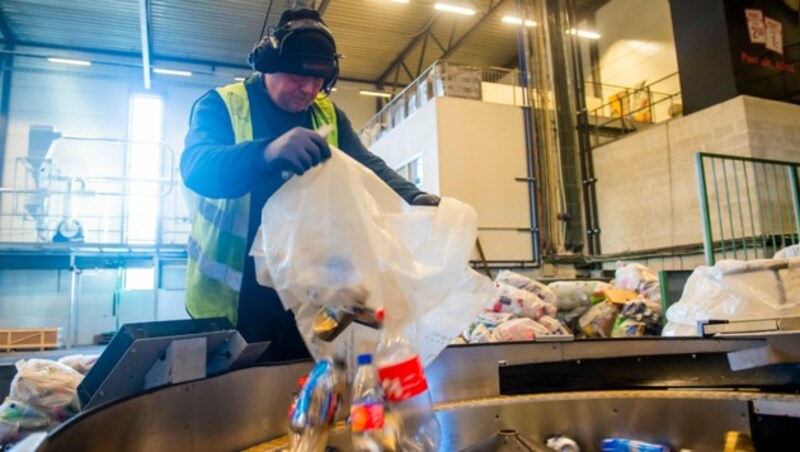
[335,107,425,204]
[180,91,277,199]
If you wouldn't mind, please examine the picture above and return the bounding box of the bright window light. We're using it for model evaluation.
[359,90,392,98]
[569,29,602,40]
[434,3,476,16]
[153,68,192,77]
[127,94,163,244]
[501,16,537,27]
[47,57,91,67]
[124,268,155,290]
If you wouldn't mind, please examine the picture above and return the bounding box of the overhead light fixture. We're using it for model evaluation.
[234,76,247,81]
[501,15,537,27]
[153,68,193,77]
[434,3,476,16]
[359,90,392,98]
[331,87,338,92]
[389,0,410,3]
[47,57,91,67]
[569,29,602,40]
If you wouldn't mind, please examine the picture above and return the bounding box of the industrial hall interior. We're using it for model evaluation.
[0,0,799,450]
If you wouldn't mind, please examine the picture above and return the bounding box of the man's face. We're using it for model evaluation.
[264,73,325,113]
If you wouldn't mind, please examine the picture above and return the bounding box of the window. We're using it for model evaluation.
[126,94,163,244]
[395,156,423,187]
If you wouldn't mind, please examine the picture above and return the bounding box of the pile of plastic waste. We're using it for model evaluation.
[0,355,97,447]
[455,263,665,344]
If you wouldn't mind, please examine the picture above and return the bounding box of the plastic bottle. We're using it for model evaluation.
[287,376,308,450]
[350,354,385,452]
[375,335,441,452]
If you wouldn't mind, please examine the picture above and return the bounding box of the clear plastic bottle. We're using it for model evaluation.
[350,354,386,452]
[375,335,441,452]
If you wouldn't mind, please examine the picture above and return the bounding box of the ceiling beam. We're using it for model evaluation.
[376,14,441,85]
[138,0,152,89]
[440,0,510,60]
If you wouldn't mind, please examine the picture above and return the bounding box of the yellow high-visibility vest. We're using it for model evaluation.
[185,81,338,325]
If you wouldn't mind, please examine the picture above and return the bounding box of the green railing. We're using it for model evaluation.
[696,152,800,265]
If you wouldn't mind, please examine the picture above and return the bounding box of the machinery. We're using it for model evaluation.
[27,333,800,451]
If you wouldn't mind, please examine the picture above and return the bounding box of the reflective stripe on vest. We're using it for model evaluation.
[185,80,338,325]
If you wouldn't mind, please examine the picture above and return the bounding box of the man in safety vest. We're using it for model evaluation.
[180,8,438,361]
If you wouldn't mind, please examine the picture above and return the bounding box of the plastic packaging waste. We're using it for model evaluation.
[0,398,51,446]
[289,359,346,452]
[350,354,386,452]
[252,146,494,369]
[663,258,800,336]
[579,302,619,338]
[601,438,670,452]
[57,354,99,375]
[376,335,440,452]
[287,376,308,450]
[490,282,557,320]
[10,359,82,423]
[495,270,558,305]
[546,434,581,452]
[548,280,612,310]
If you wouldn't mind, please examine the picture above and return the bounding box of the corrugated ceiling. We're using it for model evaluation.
[0,0,606,84]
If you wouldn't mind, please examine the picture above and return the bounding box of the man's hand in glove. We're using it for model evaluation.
[411,193,440,206]
[264,127,332,176]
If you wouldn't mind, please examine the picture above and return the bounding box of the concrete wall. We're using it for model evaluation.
[594,95,800,258]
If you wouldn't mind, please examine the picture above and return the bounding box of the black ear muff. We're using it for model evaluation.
[247,35,280,73]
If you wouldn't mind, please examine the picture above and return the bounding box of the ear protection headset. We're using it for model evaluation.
[248,18,340,95]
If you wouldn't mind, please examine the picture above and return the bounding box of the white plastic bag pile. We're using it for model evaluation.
[456,264,665,344]
[252,147,494,367]
[664,254,800,336]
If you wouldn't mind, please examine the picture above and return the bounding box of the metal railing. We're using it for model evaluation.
[359,61,524,147]
[696,152,800,265]
[0,134,192,248]
[582,73,682,148]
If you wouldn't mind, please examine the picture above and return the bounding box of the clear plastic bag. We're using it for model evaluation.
[495,270,557,305]
[252,148,494,366]
[578,302,619,338]
[491,318,549,342]
[663,258,800,336]
[488,282,557,320]
[0,398,51,445]
[547,280,611,311]
[57,354,99,375]
[10,359,82,423]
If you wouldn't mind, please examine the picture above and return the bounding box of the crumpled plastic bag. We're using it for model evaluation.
[579,302,619,338]
[252,147,494,366]
[0,398,50,446]
[548,280,612,310]
[488,282,557,320]
[491,318,548,342]
[775,245,800,259]
[10,359,82,423]
[57,354,99,375]
[495,270,558,305]
[663,258,800,336]
[615,262,661,303]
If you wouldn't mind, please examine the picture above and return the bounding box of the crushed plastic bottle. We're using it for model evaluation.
[290,359,346,452]
[287,376,308,450]
[376,335,441,452]
[350,354,385,452]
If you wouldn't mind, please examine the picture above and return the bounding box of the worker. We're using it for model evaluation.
[180,8,439,361]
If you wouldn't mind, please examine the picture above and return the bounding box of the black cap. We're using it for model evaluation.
[272,9,337,79]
